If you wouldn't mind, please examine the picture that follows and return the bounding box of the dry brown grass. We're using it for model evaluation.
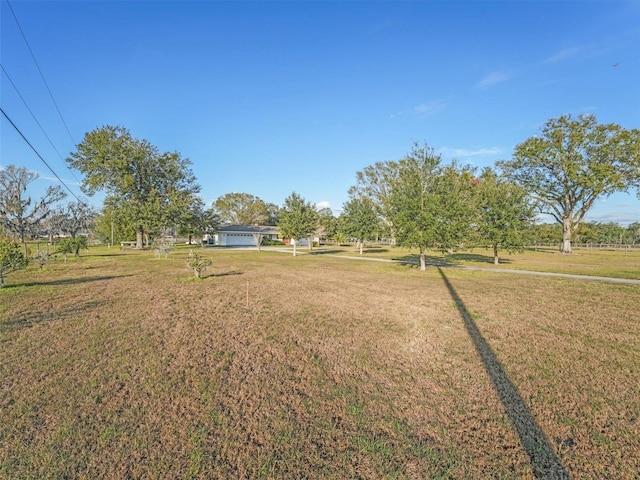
[1,246,638,479]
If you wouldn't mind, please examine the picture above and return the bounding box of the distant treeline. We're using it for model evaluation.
[527,221,640,245]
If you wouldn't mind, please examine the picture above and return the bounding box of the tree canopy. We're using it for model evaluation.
[50,200,96,239]
[316,207,338,243]
[498,114,640,253]
[177,199,220,244]
[0,165,66,246]
[214,192,278,226]
[475,167,536,264]
[278,192,317,256]
[340,196,378,255]
[353,143,476,270]
[67,125,201,249]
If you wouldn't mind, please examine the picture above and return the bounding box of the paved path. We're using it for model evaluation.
[263,247,640,286]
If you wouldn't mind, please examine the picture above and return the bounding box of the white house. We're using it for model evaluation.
[206,225,279,247]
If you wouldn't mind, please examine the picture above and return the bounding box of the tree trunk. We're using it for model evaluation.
[308,237,312,251]
[419,249,426,271]
[253,233,263,251]
[359,240,363,256]
[493,244,499,265]
[561,219,572,254]
[293,240,297,257]
[136,226,144,249]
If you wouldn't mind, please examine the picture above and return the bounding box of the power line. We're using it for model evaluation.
[0,63,81,183]
[5,0,77,147]
[1,106,82,203]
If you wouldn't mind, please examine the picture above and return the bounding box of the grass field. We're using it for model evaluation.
[1,246,639,478]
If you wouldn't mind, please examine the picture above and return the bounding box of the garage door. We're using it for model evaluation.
[225,233,254,246]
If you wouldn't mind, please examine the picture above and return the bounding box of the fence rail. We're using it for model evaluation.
[527,243,640,251]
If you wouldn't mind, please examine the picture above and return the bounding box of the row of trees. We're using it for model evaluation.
[341,144,535,267]
[59,115,640,259]
[527,221,640,246]
[0,165,95,249]
[0,165,97,286]
[2,114,639,271]
[276,114,639,264]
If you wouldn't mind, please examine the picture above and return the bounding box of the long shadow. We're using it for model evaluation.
[5,275,134,289]
[210,270,243,278]
[362,248,389,254]
[437,268,570,479]
[309,249,346,255]
[1,299,106,333]
[447,252,514,265]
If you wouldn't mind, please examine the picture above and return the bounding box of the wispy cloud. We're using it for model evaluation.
[390,100,446,119]
[585,210,640,226]
[40,175,81,187]
[477,71,513,89]
[545,46,582,63]
[439,146,503,158]
[316,200,331,210]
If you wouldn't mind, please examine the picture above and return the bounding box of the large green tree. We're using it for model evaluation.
[278,192,317,256]
[0,165,66,250]
[475,167,536,264]
[391,156,476,270]
[67,126,200,249]
[214,192,277,225]
[356,143,475,270]
[499,114,640,254]
[340,196,378,255]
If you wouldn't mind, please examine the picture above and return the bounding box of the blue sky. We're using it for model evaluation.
[1,0,639,223]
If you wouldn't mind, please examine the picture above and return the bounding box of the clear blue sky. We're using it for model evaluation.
[2,0,639,223]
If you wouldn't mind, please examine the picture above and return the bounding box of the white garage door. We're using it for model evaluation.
[225,233,254,246]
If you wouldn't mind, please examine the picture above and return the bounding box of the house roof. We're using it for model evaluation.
[217,225,279,234]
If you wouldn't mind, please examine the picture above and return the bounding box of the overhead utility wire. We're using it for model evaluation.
[1,106,81,203]
[0,63,81,183]
[5,0,77,147]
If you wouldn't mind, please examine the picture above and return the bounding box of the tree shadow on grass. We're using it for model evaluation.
[209,270,243,278]
[309,249,346,255]
[0,299,106,333]
[392,254,454,267]
[4,275,134,289]
[362,248,390,254]
[447,252,514,265]
[437,267,570,479]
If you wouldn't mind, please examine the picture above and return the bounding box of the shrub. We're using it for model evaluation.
[57,237,88,259]
[0,239,28,287]
[187,252,212,279]
[262,238,284,246]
